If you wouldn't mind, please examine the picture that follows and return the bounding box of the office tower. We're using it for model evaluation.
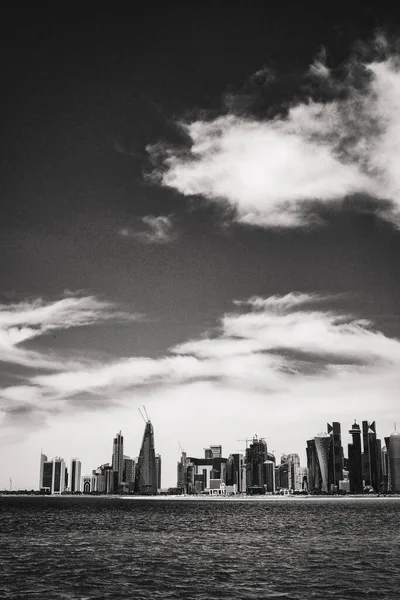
[65,467,68,490]
[155,454,162,491]
[134,419,158,495]
[389,430,400,493]
[226,453,244,493]
[264,461,275,493]
[286,453,302,491]
[245,436,268,493]
[52,457,66,494]
[384,436,392,492]
[314,433,330,492]
[327,422,344,490]
[41,459,53,492]
[348,421,363,493]
[112,431,124,487]
[70,458,82,493]
[278,460,290,489]
[306,439,320,492]
[39,452,47,490]
[123,456,135,484]
[362,421,381,492]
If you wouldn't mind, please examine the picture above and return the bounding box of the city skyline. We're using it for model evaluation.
[1,8,400,492]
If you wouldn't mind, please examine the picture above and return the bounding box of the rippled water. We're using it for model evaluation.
[1,496,399,599]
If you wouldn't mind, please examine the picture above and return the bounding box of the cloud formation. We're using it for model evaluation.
[119,215,177,244]
[0,295,139,370]
[2,292,399,435]
[148,38,400,228]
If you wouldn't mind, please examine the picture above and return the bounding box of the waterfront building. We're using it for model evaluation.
[389,430,400,493]
[226,453,244,493]
[52,457,66,494]
[348,421,363,493]
[134,419,158,495]
[155,454,162,491]
[112,431,124,488]
[39,453,48,490]
[314,433,330,493]
[123,456,135,485]
[306,439,320,492]
[245,436,268,493]
[41,459,53,493]
[82,474,96,493]
[70,458,81,493]
[264,460,275,493]
[327,422,344,490]
[362,421,381,492]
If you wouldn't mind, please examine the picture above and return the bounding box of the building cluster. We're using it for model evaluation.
[38,416,400,496]
[176,421,400,496]
[39,418,161,495]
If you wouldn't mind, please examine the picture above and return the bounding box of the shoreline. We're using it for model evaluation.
[2,493,400,500]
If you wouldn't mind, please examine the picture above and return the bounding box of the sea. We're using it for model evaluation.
[1,495,399,599]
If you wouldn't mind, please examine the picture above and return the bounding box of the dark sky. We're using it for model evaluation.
[1,4,400,488]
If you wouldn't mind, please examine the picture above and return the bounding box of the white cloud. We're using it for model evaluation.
[0,295,140,370]
[119,215,177,244]
[148,45,400,228]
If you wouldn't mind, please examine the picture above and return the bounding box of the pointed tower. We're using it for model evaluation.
[134,419,158,495]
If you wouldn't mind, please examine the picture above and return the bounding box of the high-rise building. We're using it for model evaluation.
[327,422,343,490]
[134,419,158,495]
[52,457,66,494]
[389,430,400,493]
[264,461,275,493]
[123,456,135,484]
[41,459,53,492]
[314,433,330,492]
[70,458,82,493]
[112,431,124,487]
[155,454,162,491]
[246,436,268,493]
[39,453,48,490]
[209,445,222,458]
[348,421,363,493]
[306,439,320,492]
[362,421,381,492]
[226,453,244,493]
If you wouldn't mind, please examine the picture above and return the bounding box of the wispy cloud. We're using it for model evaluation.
[119,215,177,244]
[2,292,400,433]
[147,36,400,228]
[0,295,140,370]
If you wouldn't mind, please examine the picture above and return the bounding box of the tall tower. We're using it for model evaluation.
[389,430,400,493]
[362,421,381,491]
[134,420,158,495]
[314,433,330,493]
[39,452,47,490]
[245,436,268,492]
[70,458,82,493]
[112,431,124,487]
[306,439,320,492]
[52,457,66,494]
[327,422,343,489]
[348,421,363,493]
[155,454,162,491]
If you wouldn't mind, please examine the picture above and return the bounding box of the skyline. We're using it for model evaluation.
[1,7,400,490]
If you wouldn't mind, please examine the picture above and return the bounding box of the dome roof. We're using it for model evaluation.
[390,430,400,437]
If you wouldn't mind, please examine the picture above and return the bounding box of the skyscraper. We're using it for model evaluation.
[112,431,124,487]
[52,457,66,494]
[245,436,268,493]
[389,430,400,493]
[362,421,381,492]
[314,433,330,493]
[41,459,53,492]
[155,454,162,491]
[134,419,158,495]
[306,439,320,492]
[70,458,82,493]
[327,422,343,490]
[348,421,363,493]
[39,452,47,490]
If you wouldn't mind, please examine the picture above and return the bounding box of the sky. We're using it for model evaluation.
[1,5,400,490]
